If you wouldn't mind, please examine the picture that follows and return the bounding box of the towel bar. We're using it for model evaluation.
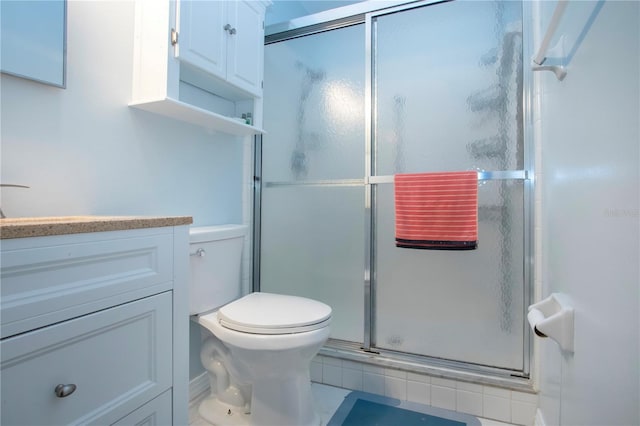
[533,0,569,66]
[264,171,528,187]
[367,170,528,184]
[532,0,569,80]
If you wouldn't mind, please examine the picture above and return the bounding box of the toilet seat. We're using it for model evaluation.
[217,292,331,335]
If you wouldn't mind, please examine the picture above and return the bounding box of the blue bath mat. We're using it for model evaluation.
[327,391,481,426]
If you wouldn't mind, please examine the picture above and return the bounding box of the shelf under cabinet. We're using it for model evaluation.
[129,97,264,137]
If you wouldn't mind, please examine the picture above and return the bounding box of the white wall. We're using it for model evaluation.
[1,0,244,223]
[1,1,246,380]
[535,1,639,424]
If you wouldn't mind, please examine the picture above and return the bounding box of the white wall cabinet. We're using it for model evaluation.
[131,0,269,136]
[178,1,264,97]
[0,225,189,425]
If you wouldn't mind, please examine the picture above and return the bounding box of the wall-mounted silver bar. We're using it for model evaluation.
[367,170,528,185]
[531,0,569,80]
[533,0,569,66]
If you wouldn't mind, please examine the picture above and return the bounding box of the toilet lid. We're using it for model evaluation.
[218,292,332,335]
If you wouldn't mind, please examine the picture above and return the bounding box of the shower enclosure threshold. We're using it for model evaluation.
[319,339,533,393]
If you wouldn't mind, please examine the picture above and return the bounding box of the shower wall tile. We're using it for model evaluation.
[323,357,343,367]
[512,387,539,425]
[385,368,407,379]
[457,381,483,393]
[512,390,538,404]
[363,372,385,396]
[484,385,512,399]
[483,394,512,423]
[323,364,342,387]
[342,360,364,370]
[431,384,457,411]
[385,376,407,400]
[310,356,537,425]
[407,372,430,383]
[511,399,537,426]
[457,389,484,417]
[363,364,385,375]
[342,368,363,391]
[432,377,457,389]
[407,380,431,405]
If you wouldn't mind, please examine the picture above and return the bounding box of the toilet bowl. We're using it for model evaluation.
[198,292,331,426]
[189,225,331,426]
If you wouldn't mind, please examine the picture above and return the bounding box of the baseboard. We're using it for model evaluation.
[189,372,210,402]
[534,409,547,426]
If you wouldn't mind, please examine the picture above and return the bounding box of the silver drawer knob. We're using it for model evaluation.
[54,384,77,398]
[190,248,206,257]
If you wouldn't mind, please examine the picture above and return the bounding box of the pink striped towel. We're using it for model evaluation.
[394,171,478,250]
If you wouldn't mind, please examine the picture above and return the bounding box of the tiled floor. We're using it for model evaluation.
[189,383,515,426]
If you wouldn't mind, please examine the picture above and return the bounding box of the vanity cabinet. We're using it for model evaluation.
[130,0,269,136]
[0,223,189,425]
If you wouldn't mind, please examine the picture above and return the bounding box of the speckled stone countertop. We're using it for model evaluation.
[0,216,193,239]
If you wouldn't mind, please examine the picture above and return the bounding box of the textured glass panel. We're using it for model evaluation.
[260,186,364,342]
[259,0,528,371]
[374,181,525,369]
[374,1,523,175]
[263,24,365,181]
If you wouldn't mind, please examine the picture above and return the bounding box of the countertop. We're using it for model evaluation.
[0,216,193,239]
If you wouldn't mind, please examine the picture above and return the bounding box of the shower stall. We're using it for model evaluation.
[256,0,532,379]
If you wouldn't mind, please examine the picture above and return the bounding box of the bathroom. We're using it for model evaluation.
[0,0,638,425]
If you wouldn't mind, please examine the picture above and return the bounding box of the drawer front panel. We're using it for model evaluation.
[1,292,172,426]
[112,389,172,426]
[1,229,173,338]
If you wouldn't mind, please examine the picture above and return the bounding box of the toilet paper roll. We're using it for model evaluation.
[527,308,548,337]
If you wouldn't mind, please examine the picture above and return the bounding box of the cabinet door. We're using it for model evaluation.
[226,0,264,96]
[0,292,172,426]
[178,0,226,80]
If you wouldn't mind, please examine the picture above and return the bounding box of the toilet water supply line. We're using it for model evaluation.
[200,337,248,410]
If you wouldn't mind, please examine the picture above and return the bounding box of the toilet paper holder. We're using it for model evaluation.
[527,293,574,353]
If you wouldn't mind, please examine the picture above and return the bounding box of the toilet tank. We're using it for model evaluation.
[189,224,248,315]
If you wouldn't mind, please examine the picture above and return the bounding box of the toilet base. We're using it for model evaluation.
[199,395,250,426]
[249,375,320,426]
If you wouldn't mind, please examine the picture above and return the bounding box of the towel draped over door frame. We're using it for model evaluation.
[394,171,478,250]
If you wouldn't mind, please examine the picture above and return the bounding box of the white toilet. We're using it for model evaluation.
[189,225,331,426]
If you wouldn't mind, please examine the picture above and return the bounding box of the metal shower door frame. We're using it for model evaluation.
[256,0,535,381]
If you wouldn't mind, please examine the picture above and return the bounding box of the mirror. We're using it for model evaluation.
[1,0,66,88]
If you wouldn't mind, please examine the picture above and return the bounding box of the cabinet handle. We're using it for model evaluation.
[190,248,206,257]
[224,24,237,35]
[54,384,77,398]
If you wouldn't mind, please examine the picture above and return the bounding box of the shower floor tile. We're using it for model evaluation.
[189,383,515,426]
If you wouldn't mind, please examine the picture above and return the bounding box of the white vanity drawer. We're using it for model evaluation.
[1,228,173,338]
[112,389,172,425]
[0,292,173,426]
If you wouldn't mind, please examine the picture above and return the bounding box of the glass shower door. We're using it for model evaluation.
[372,1,526,370]
[260,0,530,374]
[260,24,366,343]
